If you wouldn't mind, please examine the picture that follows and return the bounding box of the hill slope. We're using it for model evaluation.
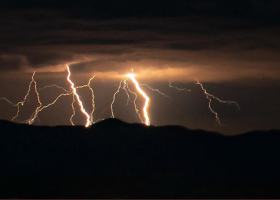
[0,119,280,198]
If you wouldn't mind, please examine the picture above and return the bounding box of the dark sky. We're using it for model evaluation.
[0,0,279,134]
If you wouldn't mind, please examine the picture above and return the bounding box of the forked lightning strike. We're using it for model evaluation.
[0,72,38,122]
[26,66,96,127]
[0,65,240,129]
[28,92,73,125]
[13,72,36,121]
[66,65,92,127]
[110,71,151,125]
[26,73,43,124]
[141,84,171,99]
[126,72,150,126]
[195,79,240,126]
[123,78,143,123]
[76,75,96,123]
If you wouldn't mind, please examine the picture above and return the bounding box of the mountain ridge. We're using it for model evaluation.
[0,118,280,198]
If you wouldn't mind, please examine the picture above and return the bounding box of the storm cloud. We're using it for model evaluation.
[0,0,279,82]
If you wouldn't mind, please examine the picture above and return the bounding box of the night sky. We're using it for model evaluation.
[0,0,279,134]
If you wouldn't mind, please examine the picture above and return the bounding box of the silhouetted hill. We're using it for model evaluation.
[0,119,280,198]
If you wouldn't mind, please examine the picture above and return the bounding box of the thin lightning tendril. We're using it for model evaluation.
[12,72,36,122]
[70,94,76,125]
[27,73,43,124]
[122,78,131,105]
[0,98,17,107]
[110,78,123,118]
[141,84,171,99]
[169,80,191,91]
[39,84,70,93]
[195,79,240,126]
[27,92,73,124]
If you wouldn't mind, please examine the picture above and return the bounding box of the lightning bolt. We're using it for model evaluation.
[195,79,240,126]
[0,98,17,107]
[70,94,76,125]
[0,65,240,130]
[126,72,150,126]
[27,92,73,125]
[9,72,36,122]
[26,73,43,124]
[39,84,70,93]
[141,84,171,99]
[122,78,131,105]
[110,78,123,118]
[0,72,70,124]
[27,67,96,126]
[169,80,191,91]
[66,65,92,127]
[76,75,96,122]
[123,78,143,123]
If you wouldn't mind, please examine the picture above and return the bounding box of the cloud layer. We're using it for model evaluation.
[0,0,279,82]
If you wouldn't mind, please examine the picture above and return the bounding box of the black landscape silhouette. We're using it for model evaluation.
[0,118,280,198]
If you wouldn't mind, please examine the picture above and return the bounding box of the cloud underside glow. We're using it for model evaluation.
[0,13,279,82]
[1,49,279,83]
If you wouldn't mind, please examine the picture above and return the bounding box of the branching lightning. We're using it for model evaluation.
[110,71,151,125]
[123,78,143,123]
[122,78,131,105]
[1,72,38,122]
[195,79,240,126]
[13,72,35,121]
[76,75,96,123]
[66,65,92,127]
[28,92,73,124]
[141,84,171,99]
[126,72,150,126]
[22,66,96,127]
[0,65,240,129]
[26,73,43,124]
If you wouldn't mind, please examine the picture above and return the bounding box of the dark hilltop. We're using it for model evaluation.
[0,118,280,198]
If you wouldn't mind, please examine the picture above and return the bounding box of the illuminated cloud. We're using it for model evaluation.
[0,1,279,82]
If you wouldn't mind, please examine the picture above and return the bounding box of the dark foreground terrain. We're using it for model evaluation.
[0,118,280,198]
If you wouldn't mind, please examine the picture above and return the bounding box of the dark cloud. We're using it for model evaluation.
[0,0,278,81]
[0,55,27,71]
[25,52,76,68]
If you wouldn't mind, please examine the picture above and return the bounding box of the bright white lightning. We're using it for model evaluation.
[123,78,143,123]
[76,75,96,123]
[126,73,150,126]
[66,65,91,127]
